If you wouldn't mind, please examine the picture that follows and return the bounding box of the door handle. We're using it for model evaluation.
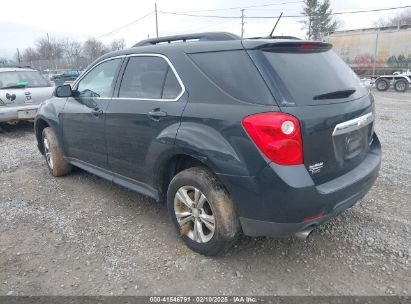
[91,109,103,117]
[148,108,167,120]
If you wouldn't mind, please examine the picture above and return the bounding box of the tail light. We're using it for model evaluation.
[242,112,303,165]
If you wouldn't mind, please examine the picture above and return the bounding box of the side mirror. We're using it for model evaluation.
[55,84,72,98]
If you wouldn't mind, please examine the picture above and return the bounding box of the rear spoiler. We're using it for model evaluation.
[259,42,332,52]
[244,40,332,52]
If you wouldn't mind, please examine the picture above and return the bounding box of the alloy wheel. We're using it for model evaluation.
[174,186,215,243]
[43,137,54,170]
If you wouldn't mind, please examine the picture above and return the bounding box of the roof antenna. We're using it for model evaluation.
[269,12,283,37]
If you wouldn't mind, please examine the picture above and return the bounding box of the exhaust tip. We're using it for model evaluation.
[295,229,313,241]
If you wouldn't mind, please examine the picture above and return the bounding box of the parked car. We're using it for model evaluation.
[47,70,60,81]
[372,69,411,92]
[51,70,81,82]
[34,32,381,255]
[0,67,54,123]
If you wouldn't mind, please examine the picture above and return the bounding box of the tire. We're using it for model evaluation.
[167,167,240,255]
[393,79,409,92]
[42,127,72,177]
[375,78,390,91]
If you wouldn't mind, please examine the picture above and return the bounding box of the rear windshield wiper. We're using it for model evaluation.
[313,88,356,100]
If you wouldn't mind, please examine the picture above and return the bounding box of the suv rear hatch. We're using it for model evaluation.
[245,40,375,184]
[0,70,53,107]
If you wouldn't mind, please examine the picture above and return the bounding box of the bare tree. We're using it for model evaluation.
[83,38,109,63]
[36,37,64,61]
[110,39,126,51]
[0,57,13,66]
[63,39,85,69]
[373,9,411,27]
[21,47,39,63]
[301,0,339,40]
[63,39,82,59]
[15,36,121,70]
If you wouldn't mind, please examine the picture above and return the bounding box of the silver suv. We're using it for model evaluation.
[0,67,54,123]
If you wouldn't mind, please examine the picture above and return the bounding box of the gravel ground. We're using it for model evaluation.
[0,89,410,296]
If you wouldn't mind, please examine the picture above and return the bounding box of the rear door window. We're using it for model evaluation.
[189,50,274,105]
[256,49,368,106]
[119,56,182,100]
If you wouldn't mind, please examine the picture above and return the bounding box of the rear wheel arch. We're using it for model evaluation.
[155,153,225,203]
[167,166,241,255]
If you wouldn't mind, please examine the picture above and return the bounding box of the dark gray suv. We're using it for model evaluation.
[34,32,381,255]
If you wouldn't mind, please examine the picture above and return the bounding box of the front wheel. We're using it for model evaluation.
[42,127,72,177]
[167,167,240,255]
[393,79,409,92]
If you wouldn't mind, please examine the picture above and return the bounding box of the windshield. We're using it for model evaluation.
[0,71,51,89]
[258,49,368,106]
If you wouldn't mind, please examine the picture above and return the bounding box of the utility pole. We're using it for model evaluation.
[372,28,380,78]
[308,16,311,40]
[16,48,21,64]
[155,3,159,38]
[241,9,245,38]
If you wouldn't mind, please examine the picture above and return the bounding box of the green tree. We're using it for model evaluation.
[397,54,407,67]
[301,0,338,40]
[387,56,398,67]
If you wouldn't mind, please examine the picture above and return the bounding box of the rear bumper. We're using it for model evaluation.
[217,134,381,237]
[239,179,373,237]
[0,105,39,122]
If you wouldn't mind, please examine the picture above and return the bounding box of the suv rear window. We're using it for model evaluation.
[189,51,273,105]
[0,71,50,89]
[256,49,368,106]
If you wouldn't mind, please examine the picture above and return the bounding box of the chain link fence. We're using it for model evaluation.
[17,57,89,72]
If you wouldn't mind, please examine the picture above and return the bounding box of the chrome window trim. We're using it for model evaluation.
[332,112,374,136]
[111,53,185,102]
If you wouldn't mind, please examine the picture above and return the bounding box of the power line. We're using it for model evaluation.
[174,1,304,13]
[97,11,154,39]
[95,4,410,40]
[175,18,239,33]
[159,5,411,20]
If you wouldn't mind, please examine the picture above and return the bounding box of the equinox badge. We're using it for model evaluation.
[309,162,324,174]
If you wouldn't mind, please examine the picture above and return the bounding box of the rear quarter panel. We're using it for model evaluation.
[169,47,279,177]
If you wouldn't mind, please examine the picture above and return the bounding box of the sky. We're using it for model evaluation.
[0,0,410,58]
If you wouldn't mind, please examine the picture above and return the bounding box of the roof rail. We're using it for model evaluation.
[133,32,240,47]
